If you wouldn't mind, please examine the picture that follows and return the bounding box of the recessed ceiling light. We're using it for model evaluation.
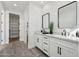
[13,4,17,6]
[41,1,44,3]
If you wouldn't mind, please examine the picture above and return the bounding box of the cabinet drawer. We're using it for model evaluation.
[61,40,78,50]
[43,36,49,44]
[43,36,49,40]
[43,41,49,46]
[50,38,61,45]
[43,44,49,55]
[43,42,49,48]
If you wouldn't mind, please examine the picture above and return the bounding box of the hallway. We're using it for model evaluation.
[0,41,46,57]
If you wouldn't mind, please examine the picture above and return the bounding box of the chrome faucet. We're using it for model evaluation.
[62,29,66,36]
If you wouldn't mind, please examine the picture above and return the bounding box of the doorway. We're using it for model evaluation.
[9,13,20,43]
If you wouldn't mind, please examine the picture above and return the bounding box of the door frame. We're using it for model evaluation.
[5,11,21,44]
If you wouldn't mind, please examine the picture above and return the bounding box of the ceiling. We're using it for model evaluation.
[31,1,56,8]
[1,1,55,13]
[2,1,29,13]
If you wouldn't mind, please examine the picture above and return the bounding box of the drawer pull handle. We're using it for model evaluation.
[60,47,61,55]
[44,49,48,52]
[44,37,47,39]
[43,42,48,45]
[37,38,39,42]
[57,46,59,54]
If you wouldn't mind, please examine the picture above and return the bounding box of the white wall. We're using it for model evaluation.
[0,2,5,44]
[23,4,29,44]
[19,13,25,42]
[28,2,42,49]
[77,2,79,27]
[19,12,25,42]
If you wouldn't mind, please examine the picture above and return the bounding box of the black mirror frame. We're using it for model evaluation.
[58,1,77,29]
[42,13,50,29]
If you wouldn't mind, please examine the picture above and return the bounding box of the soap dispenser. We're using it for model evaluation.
[76,31,79,37]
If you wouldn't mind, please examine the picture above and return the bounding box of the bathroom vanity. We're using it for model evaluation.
[35,1,79,57]
[35,32,79,57]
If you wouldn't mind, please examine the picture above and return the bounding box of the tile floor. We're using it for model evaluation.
[0,41,47,57]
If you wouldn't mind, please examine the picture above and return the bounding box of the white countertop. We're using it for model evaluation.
[45,34,79,43]
[35,32,79,43]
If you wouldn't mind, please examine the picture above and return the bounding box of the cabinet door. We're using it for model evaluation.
[36,37,40,47]
[50,37,61,57]
[50,42,61,57]
[35,35,43,50]
[61,39,78,57]
[61,45,78,57]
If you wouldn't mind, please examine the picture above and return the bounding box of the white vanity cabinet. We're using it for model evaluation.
[50,37,78,57]
[35,33,78,57]
[35,33,50,56]
[35,34,43,50]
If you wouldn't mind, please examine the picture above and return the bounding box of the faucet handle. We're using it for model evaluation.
[63,29,66,36]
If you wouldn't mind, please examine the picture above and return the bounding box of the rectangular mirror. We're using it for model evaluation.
[58,1,77,29]
[42,13,50,29]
